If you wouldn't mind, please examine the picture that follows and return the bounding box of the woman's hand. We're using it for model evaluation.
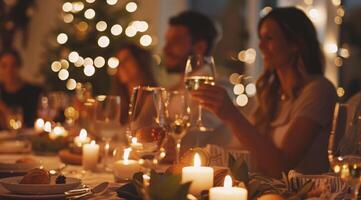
[189,84,238,122]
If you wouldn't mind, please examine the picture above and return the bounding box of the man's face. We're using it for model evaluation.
[0,54,19,84]
[163,25,193,73]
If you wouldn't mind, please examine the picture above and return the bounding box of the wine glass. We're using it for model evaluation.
[328,100,361,199]
[95,95,121,171]
[128,86,168,173]
[184,55,216,132]
[7,106,23,133]
[164,90,191,164]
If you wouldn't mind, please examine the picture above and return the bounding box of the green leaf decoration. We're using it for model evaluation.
[228,153,249,184]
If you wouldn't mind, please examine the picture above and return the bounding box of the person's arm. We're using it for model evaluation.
[190,85,322,177]
[0,101,10,129]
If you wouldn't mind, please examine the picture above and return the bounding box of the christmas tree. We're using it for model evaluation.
[44,0,152,94]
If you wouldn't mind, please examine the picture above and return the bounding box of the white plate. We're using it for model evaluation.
[0,156,40,171]
[0,192,65,199]
[0,176,81,195]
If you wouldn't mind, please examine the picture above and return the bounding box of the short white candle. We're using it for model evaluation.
[182,153,214,196]
[113,148,141,182]
[43,121,52,133]
[74,129,91,147]
[82,140,99,171]
[34,118,44,133]
[209,175,247,200]
[49,125,68,140]
[130,137,143,150]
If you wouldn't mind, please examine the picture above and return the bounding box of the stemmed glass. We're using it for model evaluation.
[128,86,168,173]
[328,100,361,199]
[184,55,216,132]
[95,95,121,171]
[164,90,191,164]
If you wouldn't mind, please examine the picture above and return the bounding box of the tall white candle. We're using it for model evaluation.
[34,118,44,133]
[209,175,247,200]
[182,153,214,196]
[82,140,99,171]
[113,148,141,182]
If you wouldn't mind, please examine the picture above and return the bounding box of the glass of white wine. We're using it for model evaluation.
[328,100,361,199]
[164,90,191,164]
[95,95,121,171]
[184,55,216,132]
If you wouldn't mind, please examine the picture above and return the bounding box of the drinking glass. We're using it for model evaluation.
[95,95,121,171]
[184,55,216,132]
[7,106,23,133]
[128,86,168,173]
[164,90,191,163]
[328,100,361,199]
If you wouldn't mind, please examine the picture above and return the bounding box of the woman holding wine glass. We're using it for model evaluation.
[190,7,337,178]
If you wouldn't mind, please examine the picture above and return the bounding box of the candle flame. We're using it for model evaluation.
[44,121,52,133]
[90,140,96,145]
[79,129,88,139]
[35,118,44,128]
[194,153,201,167]
[123,148,131,162]
[131,137,137,144]
[224,175,232,188]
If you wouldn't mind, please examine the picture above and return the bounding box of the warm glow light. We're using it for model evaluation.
[51,61,62,72]
[75,56,84,67]
[84,57,93,66]
[337,7,345,17]
[229,73,240,84]
[79,129,88,138]
[131,137,137,144]
[335,16,342,25]
[66,79,77,90]
[77,21,88,32]
[133,21,148,32]
[96,21,107,32]
[107,57,119,68]
[304,0,313,5]
[84,8,95,19]
[334,57,343,67]
[238,48,256,64]
[308,8,320,22]
[62,2,73,12]
[60,59,69,69]
[86,0,95,3]
[58,69,69,80]
[233,84,245,95]
[84,65,95,76]
[194,153,201,167]
[339,48,350,58]
[98,36,110,48]
[63,14,74,23]
[90,140,96,145]
[260,6,272,17]
[125,2,137,13]
[123,148,131,163]
[44,121,52,133]
[68,51,79,63]
[106,0,118,5]
[57,33,68,44]
[245,83,257,96]
[94,56,106,68]
[125,26,137,37]
[332,0,341,6]
[111,24,122,36]
[325,43,338,54]
[140,35,152,46]
[34,119,44,130]
[337,87,345,97]
[236,94,248,107]
[223,175,232,188]
[72,2,84,13]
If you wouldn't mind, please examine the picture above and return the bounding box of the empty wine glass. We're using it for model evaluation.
[164,90,191,164]
[128,86,168,173]
[95,95,121,171]
[328,99,361,199]
[184,55,216,132]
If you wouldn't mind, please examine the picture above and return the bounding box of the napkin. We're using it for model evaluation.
[116,182,142,200]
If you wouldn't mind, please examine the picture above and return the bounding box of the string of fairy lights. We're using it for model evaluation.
[51,0,153,91]
[230,0,348,107]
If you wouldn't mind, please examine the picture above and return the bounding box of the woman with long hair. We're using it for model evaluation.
[190,7,337,177]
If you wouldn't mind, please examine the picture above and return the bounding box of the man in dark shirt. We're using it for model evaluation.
[0,49,42,129]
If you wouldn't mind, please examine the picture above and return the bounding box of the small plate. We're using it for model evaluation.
[0,176,81,195]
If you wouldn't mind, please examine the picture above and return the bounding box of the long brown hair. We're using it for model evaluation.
[110,43,156,124]
[253,7,324,134]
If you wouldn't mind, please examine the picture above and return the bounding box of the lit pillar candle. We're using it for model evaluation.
[209,175,247,200]
[82,140,99,171]
[74,129,91,147]
[130,137,143,150]
[182,153,214,196]
[34,118,45,133]
[113,148,141,182]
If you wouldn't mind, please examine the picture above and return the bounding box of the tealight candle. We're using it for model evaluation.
[43,121,52,133]
[34,118,44,133]
[49,125,68,140]
[209,175,247,200]
[113,148,141,182]
[182,153,214,196]
[130,137,143,150]
[82,140,99,171]
[74,129,91,147]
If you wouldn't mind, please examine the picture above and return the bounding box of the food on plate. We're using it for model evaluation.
[55,174,66,184]
[19,168,50,184]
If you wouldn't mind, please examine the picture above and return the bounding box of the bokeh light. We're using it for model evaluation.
[96,21,107,32]
[111,24,122,36]
[84,9,95,19]
[57,33,68,44]
[94,56,106,68]
[84,65,95,76]
[140,35,152,46]
[126,2,137,12]
[51,61,62,72]
[107,57,119,68]
[58,69,69,80]
[66,79,77,90]
[98,36,110,48]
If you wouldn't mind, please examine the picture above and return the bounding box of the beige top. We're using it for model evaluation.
[270,76,337,174]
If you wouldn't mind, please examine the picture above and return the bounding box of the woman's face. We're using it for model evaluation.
[0,54,20,84]
[116,49,141,84]
[258,19,296,71]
